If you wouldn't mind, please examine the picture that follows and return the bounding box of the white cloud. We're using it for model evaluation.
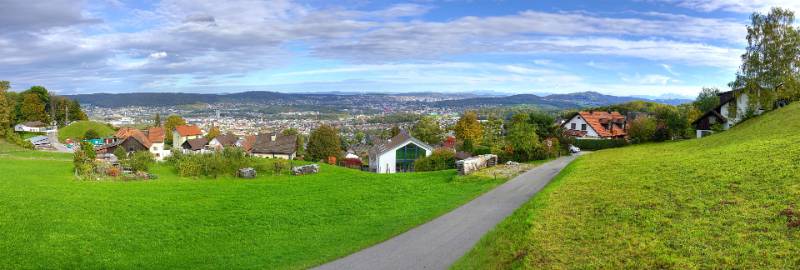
[664,0,800,13]
[149,51,168,59]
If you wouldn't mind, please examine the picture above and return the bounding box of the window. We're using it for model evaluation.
[581,124,587,131]
[570,123,576,129]
[395,143,425,172]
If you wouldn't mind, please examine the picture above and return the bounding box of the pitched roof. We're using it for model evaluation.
[251,133,297,155]
[175,125,203,137]
[368,130,433,157]
[21,121,46,127]
[114,127,152,148]
[213,134,239,147]
[574,111,627,138]
[182,138,209,151]
[241,135,257,152]
[146,127,165,143]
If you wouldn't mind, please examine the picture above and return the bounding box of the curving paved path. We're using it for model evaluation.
[314,154,580,270]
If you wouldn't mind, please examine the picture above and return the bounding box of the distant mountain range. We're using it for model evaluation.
[435,91,692,108]
[66,91,692,109]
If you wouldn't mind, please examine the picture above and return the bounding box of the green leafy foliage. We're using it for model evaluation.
[58,121,114,142]
[411,116,443,145]
[414,149,456,172]
[306,124,341,162]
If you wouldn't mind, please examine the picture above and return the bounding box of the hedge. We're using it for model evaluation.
[572,138,628,151]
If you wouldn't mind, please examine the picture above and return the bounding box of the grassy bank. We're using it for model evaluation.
[0,142,506,269]
[455,103,800,269]
[58,120,115,142]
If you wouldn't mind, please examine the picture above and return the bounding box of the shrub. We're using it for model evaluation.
[83,129,100,140]
[168,147,255,178]
[125,151,154,173]
[272,159,289,175]
[572,139,629,151]
[4,129,34,149]
[414,149,456,172]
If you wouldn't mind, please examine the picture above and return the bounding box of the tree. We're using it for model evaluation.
[306,124,342,161]
[412,116,443,145]
[83,129,100,140]
[390,125,401,138]
[295,135,306,160]
[0,81,10,131]
[20,93,48,122]
[206,126,220,140]
[113,147,127,160]
[154,113,161,127]
[354,131,366,144]
[505,114,541,161]
[163,115,187,144]
[694,87,721,113]
[732,8,800,108]
[454,111,483,144]
[528,112,556,138]
[628,116,657,143]
[282,128,299,136]
[481,116,503,147]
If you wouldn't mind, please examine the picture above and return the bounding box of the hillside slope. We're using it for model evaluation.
[58,121,115,142]
[455,103,800,269]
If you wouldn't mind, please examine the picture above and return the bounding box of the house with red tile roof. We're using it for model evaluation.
[172,125,204,149]
[561,111,627,139]
[101,126,171,160]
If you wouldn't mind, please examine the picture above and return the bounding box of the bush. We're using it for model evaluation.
[83,129,100,140]
[272,159,289,175]
[168,147,255,178]
[572,139,629,151]
[414,149,456,172]
[4,129,33,149]
[125,151,154,173]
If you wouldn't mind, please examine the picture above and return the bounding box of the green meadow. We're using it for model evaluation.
[58,121,115,142]
[0,141,505,269]
[455,104,800,269]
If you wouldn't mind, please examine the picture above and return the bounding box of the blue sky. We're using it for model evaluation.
[1,0,798,97]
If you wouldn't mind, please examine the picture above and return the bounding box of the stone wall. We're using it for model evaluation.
[456,154,498,175]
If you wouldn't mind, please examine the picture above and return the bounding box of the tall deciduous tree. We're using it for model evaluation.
[694,87,721,113]
[505,113,540,161]
[628,116,657,143]
[164,115,187,144]
[20,93,48,122]
[206,126,220,140]
[412,116,443,145]
[154,113,161,127]
[0,81,10,131]
[307,124,341,161]
[481,116,503,147]
[733,7,800,107]
[454,111,483,144]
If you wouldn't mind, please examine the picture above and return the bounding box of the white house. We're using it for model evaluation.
[693,90,765,138]
[145,127,170,161]
[14,121,49,133]
[561,111,627,139]
[173,125,203,149]
[368,131,434,173]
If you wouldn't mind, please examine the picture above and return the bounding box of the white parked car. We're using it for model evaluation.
[569,145,581,154]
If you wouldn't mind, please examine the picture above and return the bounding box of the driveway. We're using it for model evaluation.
[314,154,580,270]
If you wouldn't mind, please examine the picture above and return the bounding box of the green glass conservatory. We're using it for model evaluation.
[395,143,426,172]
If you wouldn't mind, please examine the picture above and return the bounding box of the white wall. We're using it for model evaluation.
[719,93,764,130]
[563,115,599,138]
[375,141,433,174]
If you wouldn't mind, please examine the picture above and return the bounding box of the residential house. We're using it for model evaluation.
[145,127,169,160]
[368,131,434,173]
[173,125,203,149]
[250,133,297,159]
[181,138,209,153]
[97,128,151,155]
[693,90,765,138]
[208,134,239,151]
[14,121,48,133]
[561,111,627,139]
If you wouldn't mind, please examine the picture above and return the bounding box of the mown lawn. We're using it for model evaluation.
[0,141,506,269]
[58,120,115,142]
[455,103,800,269]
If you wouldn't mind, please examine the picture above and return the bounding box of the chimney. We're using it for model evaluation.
[270,134,277,142]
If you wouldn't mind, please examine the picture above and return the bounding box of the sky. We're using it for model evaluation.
[2,0,799,97]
